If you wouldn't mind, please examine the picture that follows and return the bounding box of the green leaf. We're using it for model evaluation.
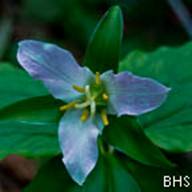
[83,6,123,73]
[0,95,61,122]
[0,96,62,159]
[24,154,140,192]
[0,121,59,159]
[105,153,141,192]
[0,64,48,109]
[103,116,172,167]
[119,42,192,152]
[0,64,61,158]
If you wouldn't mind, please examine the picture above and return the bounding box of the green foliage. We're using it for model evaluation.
[0,121,59,159]
[0,64,61,159]
[0,64,48,109]
[0,96,61,123]
[24,154,141,192]
[0,96,61,159]
[103,116,172,167]
[84,6,123,72]
[119,41,192,152]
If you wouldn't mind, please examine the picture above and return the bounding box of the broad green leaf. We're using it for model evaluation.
[119,42,192,152]
[0,121,59,159]
[0,95,61,123]
[24,154,140,192]
[0,96,62,159]
[0,64,48,109]
[105,153,141,192]
[103,116,172,167]
[83,6,123,73]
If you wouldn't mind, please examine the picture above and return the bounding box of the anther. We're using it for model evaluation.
[59,101,77,111]
[85,85,91,100]
[80,109,89,122]
[95,72,101,85]
[101,109,109,126]
[102,93,109,101]
[72,85,85,93]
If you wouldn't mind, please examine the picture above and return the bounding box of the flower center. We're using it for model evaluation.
[59,72,109,126]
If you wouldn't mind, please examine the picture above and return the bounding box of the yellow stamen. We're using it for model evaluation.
[72,85,85,93]
[101,110,109,126]
[80,109,89,122]
[102,93,109,101]
[59,101,77,111]
[95,72,101,85]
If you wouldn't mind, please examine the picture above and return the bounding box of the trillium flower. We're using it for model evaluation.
[17,40,170,185]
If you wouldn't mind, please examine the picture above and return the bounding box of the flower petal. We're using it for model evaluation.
[17,40,94,102]
[58,109,102,185]
[101,70,170,116]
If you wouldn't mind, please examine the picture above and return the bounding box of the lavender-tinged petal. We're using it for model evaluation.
[58,109,102,185]
[17,40,94,102]
[101,70,170,116]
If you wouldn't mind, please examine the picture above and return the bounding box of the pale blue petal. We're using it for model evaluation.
[58,110,102,185]
[17,40,94,102]
[101,70,170,116]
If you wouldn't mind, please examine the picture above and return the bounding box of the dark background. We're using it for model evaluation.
[0,0,191,64]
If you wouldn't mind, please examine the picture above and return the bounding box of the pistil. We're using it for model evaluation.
[75,100,90,109]
[90,100,96,117]
[85,85,91,99]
